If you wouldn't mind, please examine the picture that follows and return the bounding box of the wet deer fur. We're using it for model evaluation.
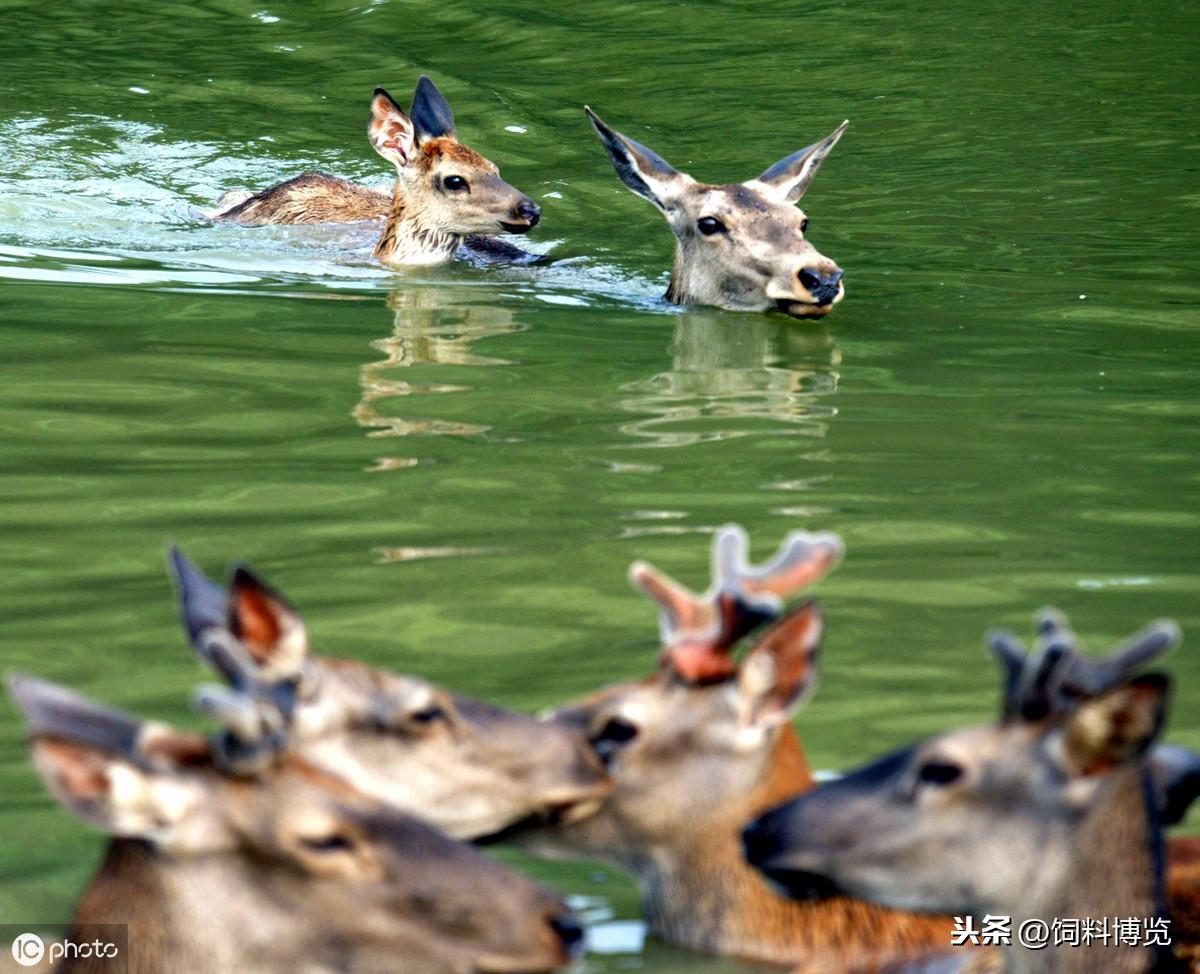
[209,76,542,267]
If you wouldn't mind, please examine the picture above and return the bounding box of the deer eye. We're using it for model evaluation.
[590,717,640,765]
[299,832,356,854]
[409,705,447,725]
[442,175,469,192]
[800,218,810,234]
[917,761,964,787]
[696,216,726,236]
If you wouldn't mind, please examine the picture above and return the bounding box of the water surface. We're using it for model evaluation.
[1,1,1198,969]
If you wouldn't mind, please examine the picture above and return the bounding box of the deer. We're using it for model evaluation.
[167,547,611,842]
[6,673,583,974]
[743,610,1192,974]
[510,525,962,972]
[207,76,543,267]
[585,108,848,319]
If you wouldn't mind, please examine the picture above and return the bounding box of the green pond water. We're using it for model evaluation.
[0,0,1198,970]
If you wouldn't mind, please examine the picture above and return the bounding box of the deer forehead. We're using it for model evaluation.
[418,137,498,174]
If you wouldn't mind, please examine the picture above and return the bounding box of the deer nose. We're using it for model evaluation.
[547,912,586,958]
[797,267,844,306]
[514,198,541,227]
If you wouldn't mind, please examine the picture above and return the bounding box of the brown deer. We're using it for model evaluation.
[585,108,848,319]
[168,547,610,840]
[7,674,583,974]
[744,611,1189,974]
[511,526,959,971]
[208,76,542,266]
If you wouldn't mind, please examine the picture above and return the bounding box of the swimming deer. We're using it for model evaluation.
[168,547,610,840]
[7,674,582,974]
[208,76,542,266]
[585,108,848,319]
[743,611,1188,974]
[511,526,959,971]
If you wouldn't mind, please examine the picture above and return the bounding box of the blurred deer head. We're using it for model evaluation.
[519,525,842,864]
[744,610,1183,974]
[9,675,583,974]
[169,548,609,841]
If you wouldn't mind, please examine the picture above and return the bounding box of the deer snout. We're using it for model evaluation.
[501,197,541,233]
[546,910,586,961]
[797,266,844,307]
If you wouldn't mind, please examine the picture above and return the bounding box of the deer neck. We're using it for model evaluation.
[61,839,329,974]
[1007,769,1164,974]
[639,728,816,961]
[373,181,460,266]
[666,245,764,312]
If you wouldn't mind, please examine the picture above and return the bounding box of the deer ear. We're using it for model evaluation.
[369,87,416,168]
[1060,673,1170,777]
[737,602,823,728]
[167,545,228,643]
[9,676,209,841]
[227,566,309,680]
[585,107,689,212]
[1149,744,1200,826]
[410,75,457,143]
[751,120,848,204]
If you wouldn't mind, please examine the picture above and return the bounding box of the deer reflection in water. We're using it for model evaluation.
[618,309,840,449]
[354,286,526,456]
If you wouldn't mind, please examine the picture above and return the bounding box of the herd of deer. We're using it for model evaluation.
[7,76,1198,974]
[9,525,1200,973]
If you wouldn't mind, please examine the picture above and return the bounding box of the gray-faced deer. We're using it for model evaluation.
[7,674,583,974]
[585,109,847,319]
[744,610,1188,974]
[168,548,610,840]
[511,526,959,971]
[209,76,542,266]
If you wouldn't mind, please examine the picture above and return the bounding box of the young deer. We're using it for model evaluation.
[169,548,610,840]
[7,675,582,974]
[209,76,542,266]
[586,108,848,319]
[512,526,958,971]
[744,611,1188,974]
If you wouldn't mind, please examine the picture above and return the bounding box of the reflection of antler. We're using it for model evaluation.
[987,607,1181,720]
[631,524,843,683]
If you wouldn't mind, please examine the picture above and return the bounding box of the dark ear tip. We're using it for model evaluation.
[1135,671,1173,694]
[229,564,262,590]
[6,672,35,708]
[165,542,189,581]
[414,75,443,100]
[373,87,401,109]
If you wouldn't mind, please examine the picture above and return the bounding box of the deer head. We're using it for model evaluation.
[368,77,540,242]
[586,108,847,318]
[8,675,582,974]
[744,611,1182,974]
[516,525,842,865]
[168,547,610,841]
